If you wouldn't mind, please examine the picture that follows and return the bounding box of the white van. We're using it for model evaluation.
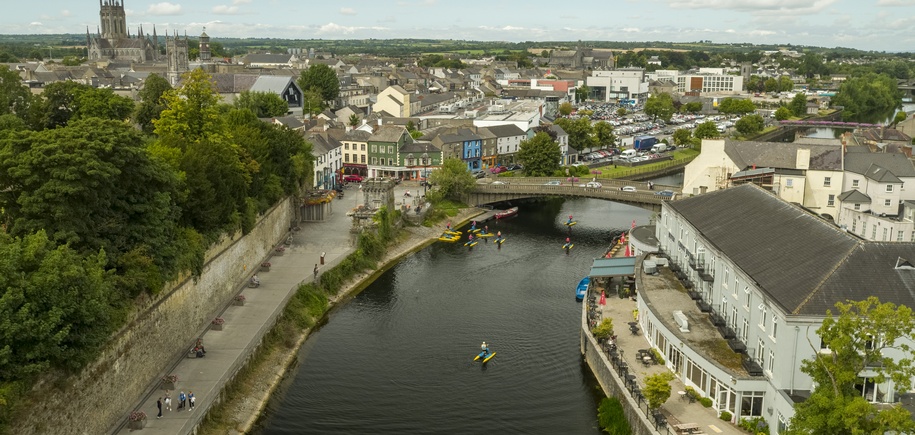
[650,143,668,154]
[620,149,638,160]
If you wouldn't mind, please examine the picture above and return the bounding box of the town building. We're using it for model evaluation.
[646,183,915,433]
[87,0,159,63]
[586,69,650,103]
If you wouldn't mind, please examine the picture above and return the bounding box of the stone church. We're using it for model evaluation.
[87,0,160,63]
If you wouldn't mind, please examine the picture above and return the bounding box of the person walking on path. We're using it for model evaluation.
[313,264,319,280]
[188,391,196,411]
[157,397,162,419]
[178,391,186,410]
[164,392,172,411]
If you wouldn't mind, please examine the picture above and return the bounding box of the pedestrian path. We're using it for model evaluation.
[114,193,360,434]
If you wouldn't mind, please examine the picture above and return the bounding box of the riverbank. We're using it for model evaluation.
[198,208,484,435]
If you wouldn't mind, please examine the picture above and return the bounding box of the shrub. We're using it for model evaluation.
[699,397,713,407]
[234,294,246,302]
[650,348,665,365]
[597,396,632,435]
[128,411,147,422]
[684,386,697,398]
[720,411,732,421]
[211,317,225,325]
[590,318,614,340]
[161,374,178,383]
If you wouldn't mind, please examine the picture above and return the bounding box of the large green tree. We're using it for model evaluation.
[774,106,792,121]
[517,132,561,177]
[643,372,675,410]
[592,121,616,150]
[832,73,901,122]
[555,117,594,153]
[789,297,915,435]
[428,157,475,202]
[718,98,756,115]
[694,121,720,139]
[0,66,30,119]
[672,128,692,147]
[233,90,288,118]
[575,84,590,103]
[645,92,675,122]
[0,118,181,296]
[735,114,765,136]
[154,69,223,143]
[297,64,340,104]
[134,73,172,134]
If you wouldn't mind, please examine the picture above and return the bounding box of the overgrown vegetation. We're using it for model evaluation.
[597,396,632,435]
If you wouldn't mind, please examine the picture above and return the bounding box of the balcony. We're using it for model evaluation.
[742,357,764,376]
[727,338,747,354]
[718,324,736,339]
[697,300,711,313]
[700,270,715,282]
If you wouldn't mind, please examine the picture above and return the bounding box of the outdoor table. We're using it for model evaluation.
[674,422,701,433]
[678,390,688,401]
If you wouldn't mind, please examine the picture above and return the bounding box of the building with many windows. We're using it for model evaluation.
[649,68,744,95]
[340,130,370,181]
[644,184,915,433]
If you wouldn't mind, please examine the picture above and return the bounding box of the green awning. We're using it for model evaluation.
[589,257,637,278]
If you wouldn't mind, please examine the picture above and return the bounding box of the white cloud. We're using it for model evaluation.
[314,22,387,35]
[213,5,240,14]
[667,0,837,14]
[233,0,252,4]
[877,0,915,5]
[60,10,71,17]
[340,7,356,15]
[146,2,183,16]
[29,21,42,26]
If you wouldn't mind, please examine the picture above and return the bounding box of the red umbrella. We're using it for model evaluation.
[625,244,632,257]
[599,290,606,305]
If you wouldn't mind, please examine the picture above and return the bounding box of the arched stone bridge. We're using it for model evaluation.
[466,177,680,212]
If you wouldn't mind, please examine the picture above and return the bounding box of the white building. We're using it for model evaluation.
[648,68,744,95]
[836,150,915,241]
[586,69,650,102]
[645,183,915,433]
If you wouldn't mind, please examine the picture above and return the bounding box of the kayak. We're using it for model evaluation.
[474,351,496,363]
[565,221,577,227]
[478,233,495,238]
[464,240,478,247]
[495,207,519,219]
[494,238,507,245]
[444,230,462,236]
[469,228,482,234]
[438,235,460,242]
[563,243,574,250]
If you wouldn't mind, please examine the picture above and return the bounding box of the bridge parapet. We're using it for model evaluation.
[468,183,667,212]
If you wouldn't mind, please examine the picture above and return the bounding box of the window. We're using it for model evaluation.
[344,143,350,150]
[731,307,738,329]
[361,144,366,151]
[759,305,767,329]
[741,318,749,341]
[771,316,778,340]
[371,144,377,153]
[767,349,775,373]
[740,391,764,418]
[854,203,861,211]
[872,226,877,239]
[387,146,393,154]
[886,184,894,193]
[824,177,831,187]
[361,155,366,164]
[898,231,904,242]
[852,220,857,233]
[757,338,765,364]
[371,157,377,165]
[862,222,867,236]
[882,228,888,241]
[777,412,789,433]
[344,153,350,163]
[885,199,892,207]
[744,286,751,309]
[852,179,859,188]
[827,194,835,207]
[723,267,729,287]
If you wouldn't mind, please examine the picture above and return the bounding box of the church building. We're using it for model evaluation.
[87,0,159,63]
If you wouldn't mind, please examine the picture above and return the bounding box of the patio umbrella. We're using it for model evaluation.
[625,243,631,257]
[599,290,606,305]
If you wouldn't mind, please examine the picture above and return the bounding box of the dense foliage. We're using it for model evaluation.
[597,397,632,435]
[297,64,341,103]
[831,73,901,122]
[428,158,475,202]
[517,132,562,177]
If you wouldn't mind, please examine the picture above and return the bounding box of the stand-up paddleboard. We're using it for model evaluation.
[444,230,462,236]
[565,221,577,227]
[494,238,507,245]
[478,233,494,238]
[563,243,574,250]
[464,240,478,247]
[474,351,496,363]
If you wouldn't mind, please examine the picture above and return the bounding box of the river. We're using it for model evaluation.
[255,198,653,434]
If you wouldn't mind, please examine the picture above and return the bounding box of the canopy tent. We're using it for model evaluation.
[589,257,637,278]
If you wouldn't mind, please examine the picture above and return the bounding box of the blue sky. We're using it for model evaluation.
[6,0,915,52]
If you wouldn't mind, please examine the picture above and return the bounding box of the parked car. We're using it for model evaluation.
[344,174,363,182]
[473,171,486,179]
[490,166,508,174]
[621,186,637,192]
[491,180,507,185]
[655,190,675,197]
[543,180,562,186]
[507,164,523,171]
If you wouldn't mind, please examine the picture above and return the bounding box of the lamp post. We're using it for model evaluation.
[421,149,429,196]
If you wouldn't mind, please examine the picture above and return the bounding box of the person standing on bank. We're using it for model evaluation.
[164,392,172,411]
[188,391,196,411]
[179,391,186,410]
[157,397,162,418]
[314,264,319,280]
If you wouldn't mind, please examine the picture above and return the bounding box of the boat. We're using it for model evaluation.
[474,351,496,363]
[438,235,460,242]
[469,228,482,234]
[575,276,590,301]
[495,207,519,219]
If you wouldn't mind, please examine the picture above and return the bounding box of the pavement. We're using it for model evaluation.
[114,181,441,434]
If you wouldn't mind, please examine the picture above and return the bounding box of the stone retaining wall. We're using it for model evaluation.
[13,198,296,435]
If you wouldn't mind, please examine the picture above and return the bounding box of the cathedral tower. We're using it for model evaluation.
[99,0,128,40]
[199,27,211,61]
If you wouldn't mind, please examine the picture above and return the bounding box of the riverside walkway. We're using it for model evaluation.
[113,183,461,434]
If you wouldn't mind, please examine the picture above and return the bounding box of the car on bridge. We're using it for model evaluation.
[582,181,602,188]
[543,180,562,186]
[621,186,637,192]
[491,180,507,185]
[655,190,675,197]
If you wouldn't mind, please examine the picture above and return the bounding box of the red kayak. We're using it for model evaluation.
[495,207,518,219]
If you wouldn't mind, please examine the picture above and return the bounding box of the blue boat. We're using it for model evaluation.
[575,276,590,301]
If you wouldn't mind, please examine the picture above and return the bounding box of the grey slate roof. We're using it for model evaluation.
[484,124,526,138]
[864,164,903,183]
[845,152,915,178]
[400,140,440,154]
[724,140,842,171]
[244,53,293,65]
[838,190,871,203]
[667,184,915,315]
[368,125,407,143]
[211,73,259,93]
[249,75,296,94]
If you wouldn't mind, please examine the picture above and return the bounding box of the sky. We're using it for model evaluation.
[5,0,915,52]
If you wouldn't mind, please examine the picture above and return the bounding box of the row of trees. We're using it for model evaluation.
[0,67,314,425]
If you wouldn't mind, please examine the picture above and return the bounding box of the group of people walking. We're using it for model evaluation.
[156,390,196,418]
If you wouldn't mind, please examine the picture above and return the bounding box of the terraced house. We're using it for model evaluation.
[367,125,413,179]
[430,128,483,173]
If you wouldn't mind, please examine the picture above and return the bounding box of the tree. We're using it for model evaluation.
[297,64,340,104]
[616,107,628,117]
[778,76,795,92]
[645,92,675,122]
[154,69,223,143]
[735,114,765,136]
[788,93,809,117]
[833,73,901,122]
[597,397,632,435]
[774,107,792,121]
[348,113,360,129]
[558,102,573,117]
[575,84,590,103]
[891,111,908,127]
[643,372,675,410]
[764,77,779,93]
[555,117,594,153]
[428,158,475,202]
[134,73,172,134]
[0,66,30,119]
[718,98,756,115]
[681,102,702,114]
[517,132,561,177]
[672,128,692,147]
[302,89,325,117]
[72,87,134,122]
[0,118,182,296]
[0,231,115,380]
[789,297,915,435]
[694,121,720,139]
[233,90,288,118]
[592,121,616,150]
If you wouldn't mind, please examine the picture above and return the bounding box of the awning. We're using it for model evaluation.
[589,257,637,278]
